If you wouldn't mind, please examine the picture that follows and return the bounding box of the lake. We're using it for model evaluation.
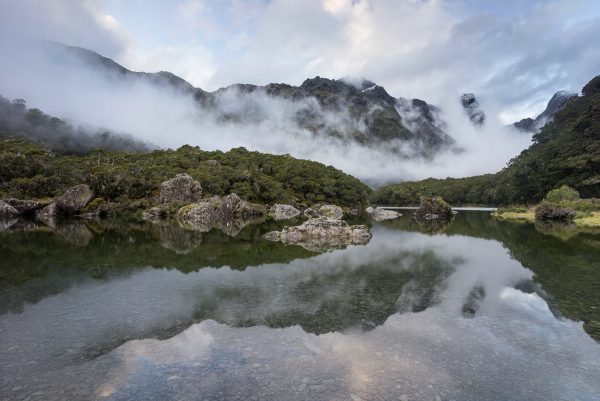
[1,212,599,401]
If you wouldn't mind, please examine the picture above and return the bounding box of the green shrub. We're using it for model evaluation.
[545,185,580,203]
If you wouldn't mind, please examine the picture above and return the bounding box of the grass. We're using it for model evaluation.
[575,212,600,227]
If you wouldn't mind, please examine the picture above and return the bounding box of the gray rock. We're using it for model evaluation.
[206,159,220,167]
[0,200,19,217]
[270,204,301,220]
[304,204,344,219]
[159,173,202,204]
[35,203,59,227]
[56,184,95,213]
[142,206,170,221]
[366,206,401,221]
[3,198,46,214]
[177,193,265,235]
[263,217,371,252]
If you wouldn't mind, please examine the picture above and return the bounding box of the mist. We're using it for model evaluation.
[0,37,533,185]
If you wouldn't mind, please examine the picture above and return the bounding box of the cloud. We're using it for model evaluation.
[0,0,128,57]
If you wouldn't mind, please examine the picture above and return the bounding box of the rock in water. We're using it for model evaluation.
[3,198,46,214]
[415,196,453,220]
[263,217,372,252]
[365,206,401,221]
[0,200,19,217]
[304,204,344,219]
[159,173,203,204]
[270,204,301,220]
[177,193,265,233]
[35,203,59,227]
[56,184,95,213]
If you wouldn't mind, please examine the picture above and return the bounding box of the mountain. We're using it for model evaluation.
[31,40,456,159]
[371,75,600,205]
[513,90,577,133]
[0,94,150,154]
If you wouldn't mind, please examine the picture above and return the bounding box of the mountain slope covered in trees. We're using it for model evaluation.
[371,75,600,205]
[0,139,371,207]
[0,94,150,154]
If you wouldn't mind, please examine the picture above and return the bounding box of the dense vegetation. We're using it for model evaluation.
[0,139,371,207]
[0,94,150,154]
[371,75,600,206]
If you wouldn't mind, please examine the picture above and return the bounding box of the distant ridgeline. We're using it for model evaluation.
[0,94,150,154]
[371,75,600,205]
[0,139,371,207]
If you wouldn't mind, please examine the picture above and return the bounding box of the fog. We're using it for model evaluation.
[0,37,533,185]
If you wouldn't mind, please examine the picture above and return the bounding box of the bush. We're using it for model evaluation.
[544,185,580,203]
[534,203,575,221]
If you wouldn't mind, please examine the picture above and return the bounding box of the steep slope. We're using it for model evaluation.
[371,75,600,205]
[514,90,577,133]
[0,94,150,154]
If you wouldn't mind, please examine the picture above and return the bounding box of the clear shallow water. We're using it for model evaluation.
[1,213,600,400]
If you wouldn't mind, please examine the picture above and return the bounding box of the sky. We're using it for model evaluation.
[1,0,600,122]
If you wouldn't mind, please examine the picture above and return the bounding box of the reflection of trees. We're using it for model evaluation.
[382,212,600,342]
[190,250,456,334]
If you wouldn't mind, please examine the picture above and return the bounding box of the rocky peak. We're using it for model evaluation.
[513,90,578,133]
[460,93,486,125]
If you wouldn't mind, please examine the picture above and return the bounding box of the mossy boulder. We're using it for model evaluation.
[304,204,344,219]
[415,196,453,220]
[270,204,301,220]
[56,184,95,213]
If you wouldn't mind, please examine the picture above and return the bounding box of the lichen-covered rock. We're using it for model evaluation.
[366,206,401,221]
[304,204,344,219]
[35,203,59,227]
[263,217,371,251]
[3,198,46,214]
[270,204,301,220]
[142,206,170,221]
[177,193,265,233]
[415,196,453,220]
[56,184,95,213]
[159,173,203,204]
[0,200,19,217]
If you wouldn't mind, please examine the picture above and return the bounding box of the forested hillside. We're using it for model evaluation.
[371,75,600,205]
[0,94,150,154]
[0,139,371,207]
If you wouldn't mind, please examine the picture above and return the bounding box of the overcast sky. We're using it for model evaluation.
[1,0,600,122]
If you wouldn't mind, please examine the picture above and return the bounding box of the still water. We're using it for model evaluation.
[1,213,599,400]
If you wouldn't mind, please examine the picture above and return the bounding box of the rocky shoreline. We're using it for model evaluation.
[1,173,379,250]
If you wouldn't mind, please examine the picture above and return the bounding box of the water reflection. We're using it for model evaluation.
[1,213,600,400]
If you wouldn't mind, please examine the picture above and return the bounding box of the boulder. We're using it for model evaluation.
[159,173,202,204]
[414,197,453,220]
[304,204,344,219]
[0,200,19,218]
[177,193,265,234]
[56,184,95,213]
[142,206,170,221]
[366,206,401,221]
[263,217,371,251]
[35,203,60,227]
[3,198,46,214]
[270,204,301,220]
